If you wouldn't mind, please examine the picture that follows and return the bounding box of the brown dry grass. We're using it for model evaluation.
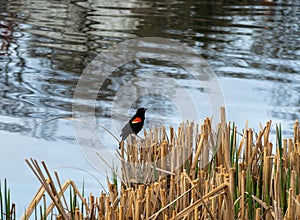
[22,107,300,219]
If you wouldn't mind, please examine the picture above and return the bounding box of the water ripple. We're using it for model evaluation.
[1,0,300,141]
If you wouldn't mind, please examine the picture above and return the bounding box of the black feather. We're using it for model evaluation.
[120,107,147,142]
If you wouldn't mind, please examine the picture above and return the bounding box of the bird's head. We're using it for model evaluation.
[136,107,147,115]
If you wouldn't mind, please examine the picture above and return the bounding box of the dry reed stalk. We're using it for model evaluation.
[149,185,196,220]
[20,180,48,220]
[283,139,288,159]
[160,140,167,175]
[249,127,265,170]
[212,187,216,219]
[171,183,228,220]
[99,193,105,217]
[145,186,151,219]
[118,205,123,220]
[160,187,167,217]
[237,129,246,162]
[134,190,141,220]
[128,189,134,219]
[46,180,82,217]
[191,134,205,172]
[54,171,69,211]
[224,183,234,220]
[255,208,261,220]
[240,171,245,220]
[294,120,299,145]
[274,158,282,219]
[246,129,253,166]
[229,168,235,201]
[25,159,68,219]
[288,138,293,156]
[262,146,269,203]
[188,122,194,170]
[186,172,216,220]
[264,121,271,147]
[287,188,293,220]
[296,195,300,219]
[201,135,209,172]
[169,174,175,211]
[75,207,80,220]
[220,107,230,171]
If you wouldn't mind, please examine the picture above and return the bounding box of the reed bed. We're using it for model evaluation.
[6,107,300,219]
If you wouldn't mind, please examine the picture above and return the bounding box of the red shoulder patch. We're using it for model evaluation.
[132,117,142,124]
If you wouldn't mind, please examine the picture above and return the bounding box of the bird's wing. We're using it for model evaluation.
[120,122,133,141]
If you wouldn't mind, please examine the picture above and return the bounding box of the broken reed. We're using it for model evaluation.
[21,110,300,219]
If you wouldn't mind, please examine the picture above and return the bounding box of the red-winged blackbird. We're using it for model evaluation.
[120,107,147,143]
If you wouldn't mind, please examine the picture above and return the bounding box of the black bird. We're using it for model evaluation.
[120,108,147,143]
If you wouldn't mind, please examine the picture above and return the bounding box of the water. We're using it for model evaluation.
[0,0,300,216]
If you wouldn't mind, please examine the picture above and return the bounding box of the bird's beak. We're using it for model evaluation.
[145,108,148,111]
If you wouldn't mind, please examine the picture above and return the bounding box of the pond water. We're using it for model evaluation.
[0,0,300,216]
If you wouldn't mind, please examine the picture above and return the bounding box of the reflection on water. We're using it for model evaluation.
[0,0,300,139]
